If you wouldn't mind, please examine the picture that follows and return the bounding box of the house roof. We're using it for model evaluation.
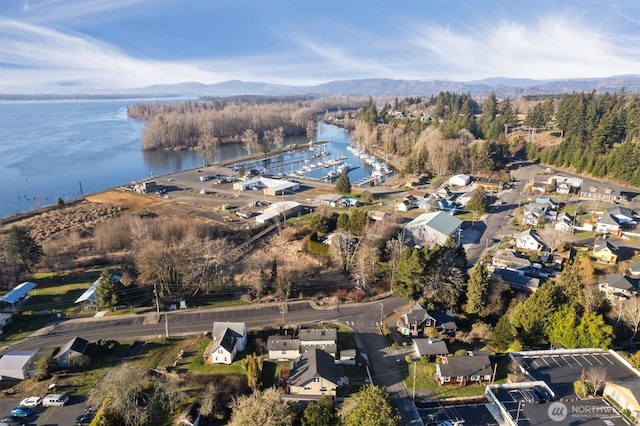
[630,263,640,275]
[298,328,337,343]
[492,249,532,269]
[438,355,493,378]
[429,310,457,330]
[598,214,621,226]
[212,321,245,339]
[594,240,618,253]
[405,211,462,236]
[0,281,37,304]
[608,379,640,405]
[58,337,89,356]
[74,275,122,304]
[603,274,635,291]
[515,229,544,247]
[608,206,635,219]
[267,335,300,352]
[210,329,238,353]
[414,338,449,356]
[0,350,37,371]
[403,302,429,326]
[493,269,540,290]
[288,349,343,387]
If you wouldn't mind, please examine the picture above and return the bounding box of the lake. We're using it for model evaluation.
[0,99,380,219]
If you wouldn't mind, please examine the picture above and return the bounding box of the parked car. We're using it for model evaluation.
[19,396,42,407]
[520,389,540,404]
[535,385,553,403]
[10,406,33,417]
[1,415,27,425]
[42,394,69,407]
[75,413,95,425]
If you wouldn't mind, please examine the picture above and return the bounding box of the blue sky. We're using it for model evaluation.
[0,0,638,93]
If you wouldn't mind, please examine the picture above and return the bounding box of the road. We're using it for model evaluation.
[2,298,423,424]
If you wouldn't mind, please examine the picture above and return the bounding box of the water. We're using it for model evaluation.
[0,100,384,219]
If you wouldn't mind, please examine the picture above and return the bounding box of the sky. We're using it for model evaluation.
[0,0,639,93]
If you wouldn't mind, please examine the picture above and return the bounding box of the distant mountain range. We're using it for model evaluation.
[2,75,639,99]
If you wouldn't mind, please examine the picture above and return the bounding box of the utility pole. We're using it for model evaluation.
[515,400,523,424]
[165,311,169,338]
[412,360,417,401]
[379,303,384,329]
[153,283,160,316]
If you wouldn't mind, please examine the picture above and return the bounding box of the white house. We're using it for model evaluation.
[0,350,37,380]
[267,335,301,361]
[449,174,471,187]
[596,214,621,236]
[203,322,247,365]
[555,212,574,233]
[515,229,545,251]
[55,337,89,368]
[608,206,638,227]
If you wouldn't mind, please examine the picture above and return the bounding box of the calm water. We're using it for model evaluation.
[0,100,377,219]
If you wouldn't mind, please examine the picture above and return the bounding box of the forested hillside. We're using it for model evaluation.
[528,92,640,186]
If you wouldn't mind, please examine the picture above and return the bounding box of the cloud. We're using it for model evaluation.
[409,15,640,80]
[17,0,161,24]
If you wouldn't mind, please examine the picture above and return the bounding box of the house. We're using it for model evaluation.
[522,203,555,226]
[74,275,122,311]
[556,181,571,194]
[456,191,476,208]
[0,350,37,380]
[287,349,348,397]
[419,195,452,213]
[609,206,638,227]
[396,303,458,336]
[492,268,540,292]
[413,338,449,359]
[0,313,13,334]
[436,355,493,385]
[596,214,622,236]
[396,195,418,211]
[580,186,628,202]
[203,322,247,365]
[299,328,337,357]
[55,337,89,368]
[330,197,360,208]
[535,197,559,210]
[593,240,618,264]
[267,335,301,361]
[555,212,574,233]
[603,380,640,420]
[492,249,532,274]
[553,175,583,193]
[404,211,462,246]
[449,174,471,187]
[598,274,636,300]
[514,229,545,251]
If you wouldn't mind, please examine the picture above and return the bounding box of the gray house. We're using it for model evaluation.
[56,337,89,368]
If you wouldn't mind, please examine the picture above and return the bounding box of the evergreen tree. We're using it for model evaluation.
[241,353,262,391]
[393,248,425,301]
[466,188,488,214]
[4,225,43,272]
[336,170,352,195]
[466,262,489,314]
[492,316,516,351]
[348,208,369,235]
[95,271,123,310]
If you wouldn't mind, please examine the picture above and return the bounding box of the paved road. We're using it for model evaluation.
[2,298,423,424]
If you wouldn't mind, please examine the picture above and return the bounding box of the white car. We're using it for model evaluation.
[19,396,42,407]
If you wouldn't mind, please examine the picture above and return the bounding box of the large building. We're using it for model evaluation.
[255,201,303,224]
[404,211,462,246]
[233,176,300,196]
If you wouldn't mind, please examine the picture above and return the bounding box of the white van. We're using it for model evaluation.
[43,394,69,407]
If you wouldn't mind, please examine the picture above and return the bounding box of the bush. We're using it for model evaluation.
[307,239,330,256]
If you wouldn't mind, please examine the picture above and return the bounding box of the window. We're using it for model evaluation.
[320,387,327,392]
[610,389,620,403]
[304,386,311,390]
[456,376,464,382]
[471,375,480,381]
[313,377,320,383]
[443,376,450,383]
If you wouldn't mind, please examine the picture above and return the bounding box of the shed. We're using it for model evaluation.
[0,281,37,312]
[449,174,471,187]
[0,350,37,380]
[56,337,89,367]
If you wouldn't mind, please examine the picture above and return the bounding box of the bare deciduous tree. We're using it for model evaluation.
[585,366,609,395]
[619,297,640,341]
[353,242,379,292]
[386,230,406,284]
[538,226,569,254]
[228,388,293,426]
[241,129,259,154]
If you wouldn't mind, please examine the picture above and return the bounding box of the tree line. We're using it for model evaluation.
[526,91,640,186]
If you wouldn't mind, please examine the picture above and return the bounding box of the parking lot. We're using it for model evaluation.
[0,396,89,426]
[419,403,498,426]
[495,387,630,425]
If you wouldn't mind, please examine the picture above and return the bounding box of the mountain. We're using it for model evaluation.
[127,75,640,98]
[2,75,639,100]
